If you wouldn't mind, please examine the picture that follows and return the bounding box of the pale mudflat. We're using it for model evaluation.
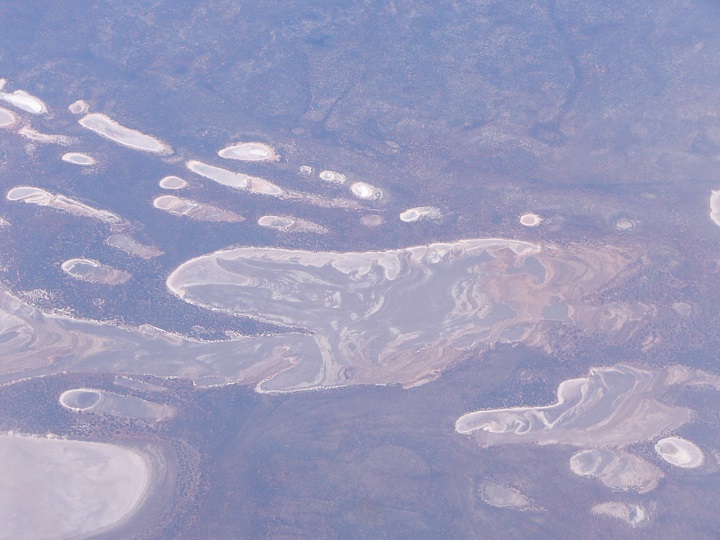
[18,126,74,145]
[455,365,720,494]
[68,99,89,114]
[479,482,533,510]
[454,365,708,447]
[166,238,646,392]
[0,237,653,391]
[592,502,649,527]
[569,448,662,493]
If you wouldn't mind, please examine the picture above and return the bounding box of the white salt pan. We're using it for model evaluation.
[186,160,284,196]
[400,206,441,222]
[218,142,279,162]
[654,436,704,468]
[0,90,48,114]
[0,107,18,128]
[61,152,96,166]
[351,182,382,200]
[710,190,720,226]
[0,433,150,539]
[159,176,188,190]
[79,113,173,155]
[520,213,542,227]
[319,170,346,184]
